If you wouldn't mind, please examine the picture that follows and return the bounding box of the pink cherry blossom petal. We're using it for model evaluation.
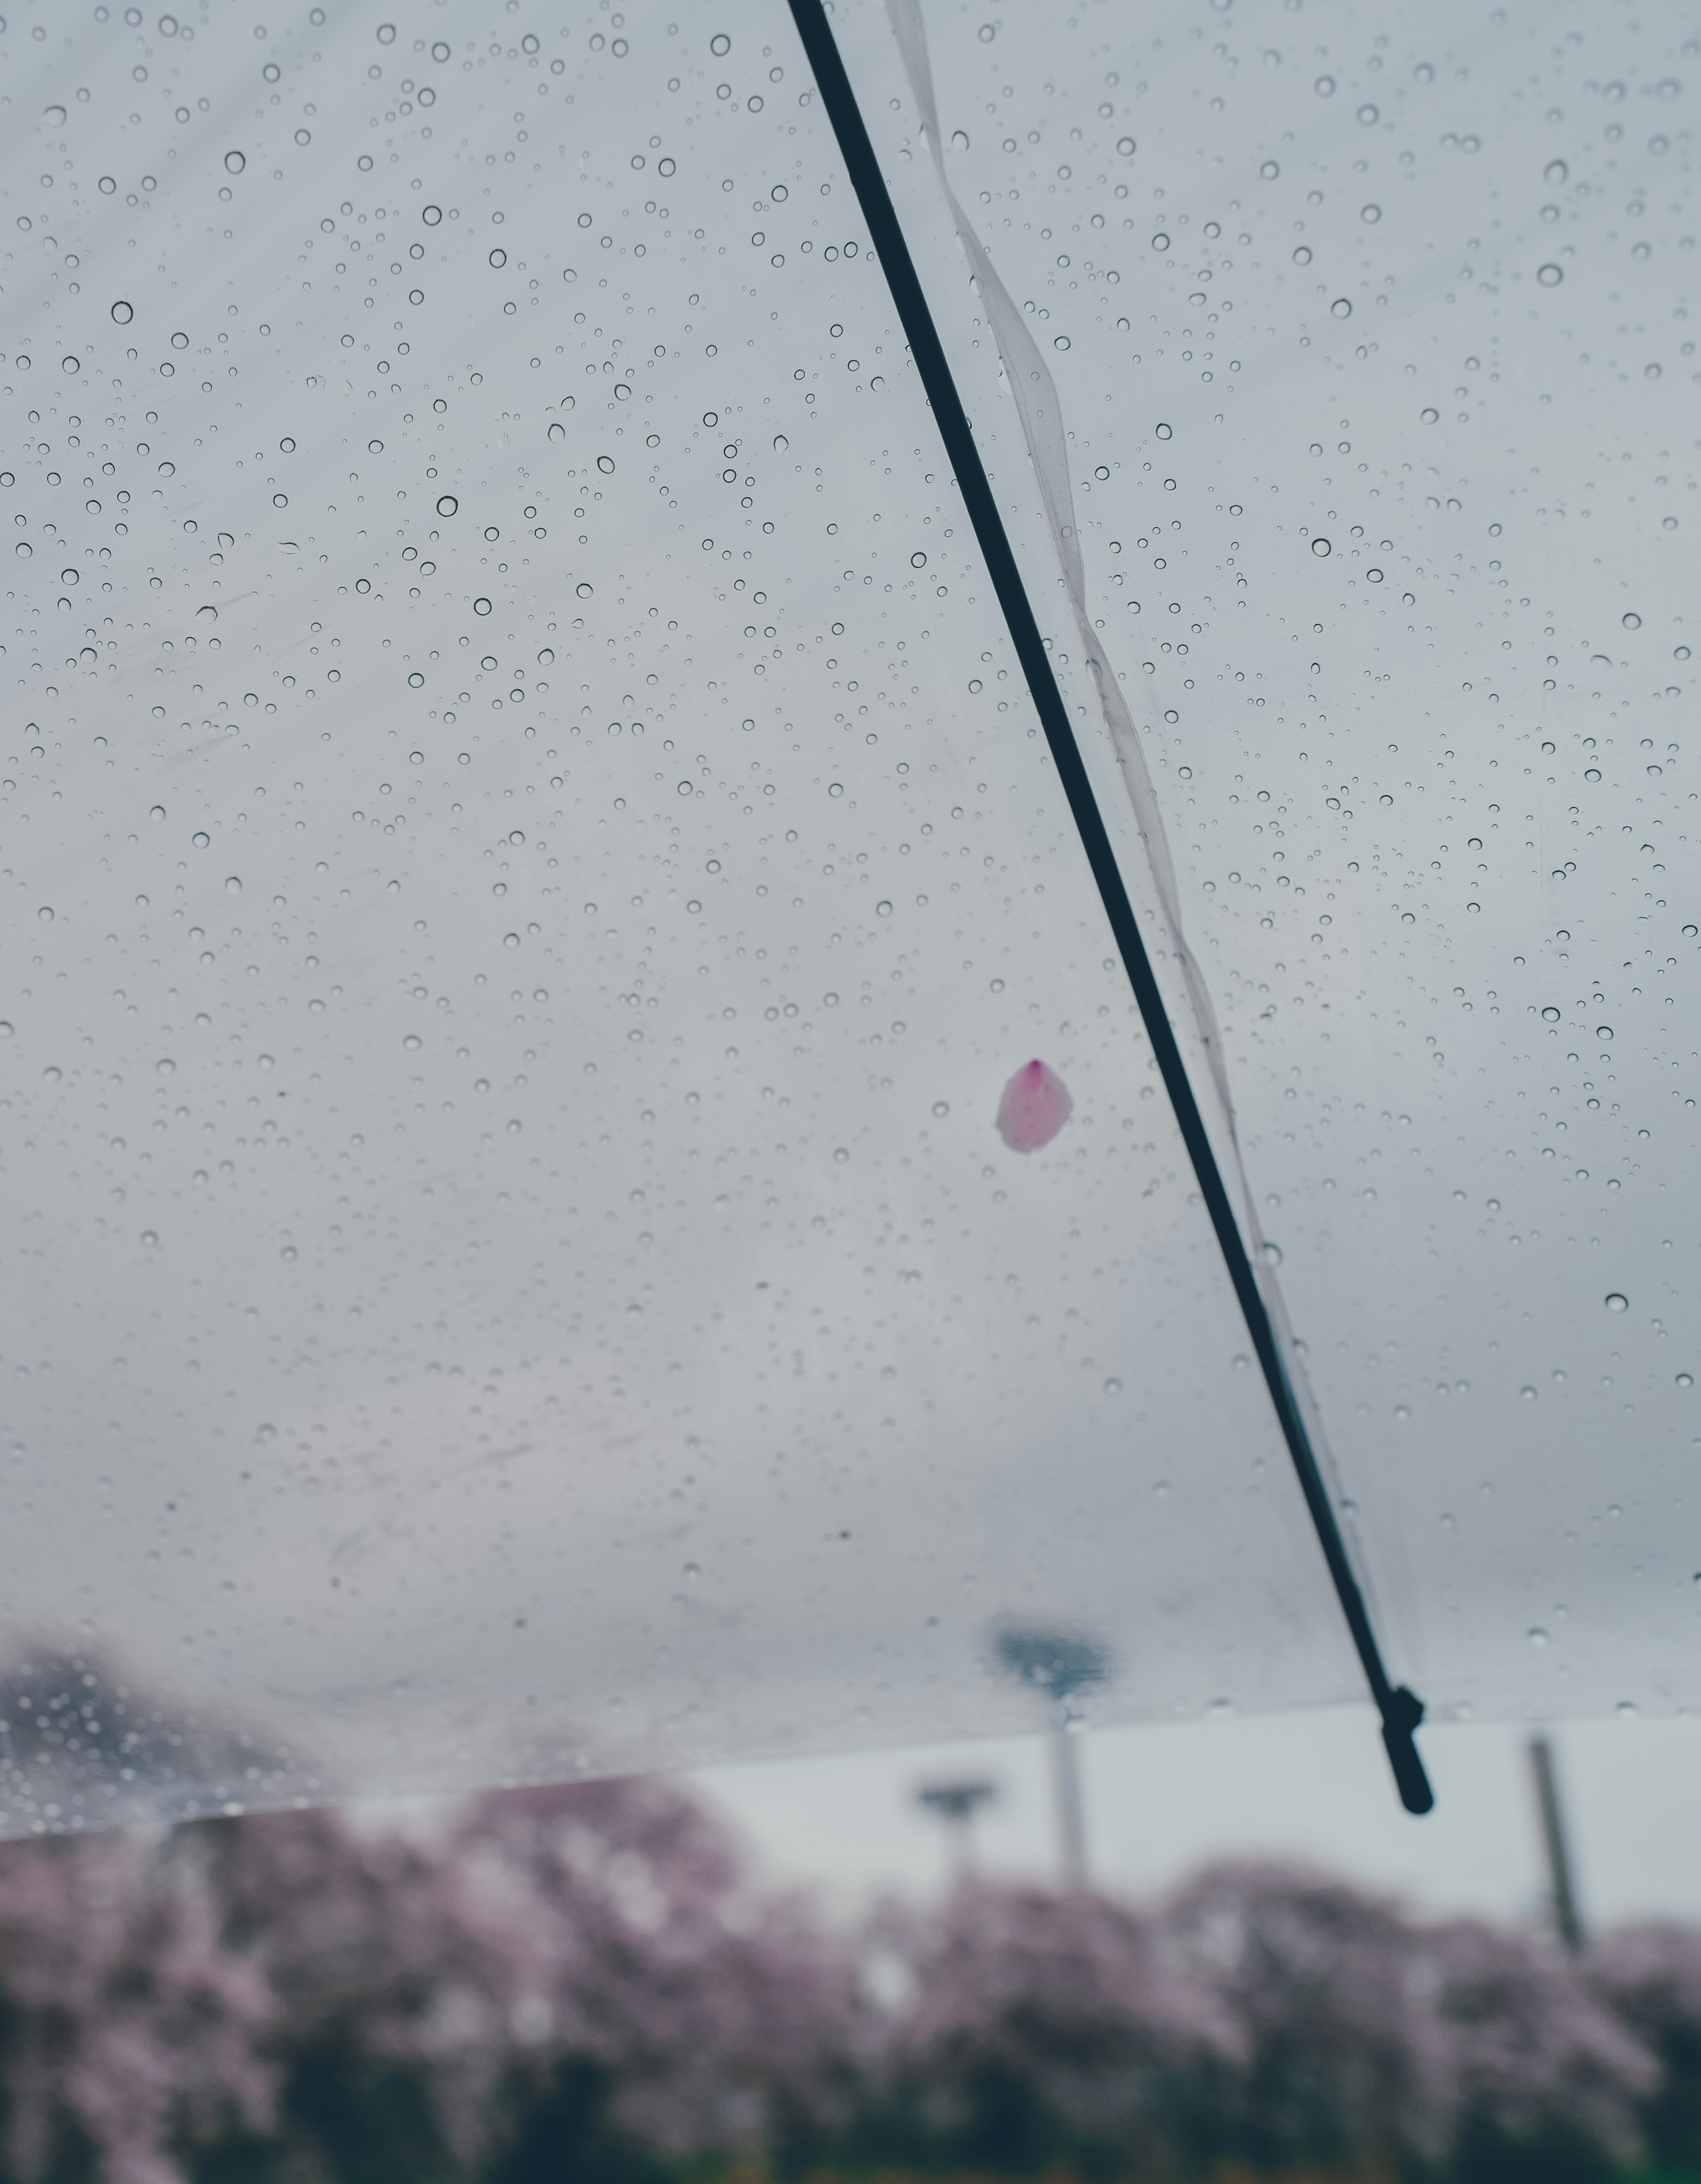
[995,1058,1073,1152]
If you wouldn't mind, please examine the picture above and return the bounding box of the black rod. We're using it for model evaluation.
[786,0,1432,1815]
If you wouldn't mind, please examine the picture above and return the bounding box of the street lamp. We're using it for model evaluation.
[916,1777,1000,1881]
[993,1624,1110,1889]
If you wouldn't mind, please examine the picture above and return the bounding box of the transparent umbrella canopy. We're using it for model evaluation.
[0,0,1693,1834]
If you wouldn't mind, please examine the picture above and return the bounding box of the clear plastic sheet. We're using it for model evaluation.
[0,0,1359,1832]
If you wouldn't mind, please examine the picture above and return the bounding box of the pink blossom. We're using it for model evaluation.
[1425,1914,1654,2171]
[995,1059,1073,1152]
[0,1829,275,2183]
[872,1877,1239,2172]
[1589,1922,1701,2172]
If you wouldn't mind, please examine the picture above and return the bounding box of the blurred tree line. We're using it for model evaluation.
[0,1772,1698,2184]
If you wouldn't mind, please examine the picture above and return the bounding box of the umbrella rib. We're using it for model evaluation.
[785,0,1433,1816]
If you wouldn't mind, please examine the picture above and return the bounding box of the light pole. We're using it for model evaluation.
[916,1777,1000,1881]
[993,1625,1110,1889]
[1528,1734,1584,1953]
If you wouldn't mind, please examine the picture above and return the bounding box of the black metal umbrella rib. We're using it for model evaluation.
[785,0,1434,1817]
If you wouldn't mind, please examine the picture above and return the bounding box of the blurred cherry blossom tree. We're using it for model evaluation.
[1161,1860,1455,2177]
[0,1827,273,2184]
[1424,1915,1653,2184]
[0,1772,1690,2184]
[178,1776,862,2184]
[861,1879,1238,2177]
[1588,1922,1701,2177]
[1432,1922,1659,2175]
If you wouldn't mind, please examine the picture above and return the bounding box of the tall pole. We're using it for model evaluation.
[1048,1715,1087,1888]
[1528,1734,1584,1953]
[992,1627,1108,1891]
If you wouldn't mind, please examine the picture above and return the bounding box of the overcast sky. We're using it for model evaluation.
[691,1706,1701,1932]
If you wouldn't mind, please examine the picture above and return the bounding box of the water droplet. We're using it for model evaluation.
[1103,1376,1123,1396]
[1538,262,1564,286]
[875,899,893,916]
[473,597,492,615]
[1527,1627,1550,1648]
[423,203,443,225]
[1545,158,1569,185]
[1394,1403,1411,1421]
[0,1022,12,1039]
[36,905,54,922]
[1617,1700,1639,1721]
[1154,421,1173,441]
[1314,74,1335,95]
[910,550,928,568]
[576,581,594,598]
[1677,1372,1693,1389]
[489,247,507,268]
[1357,102,1379,123]
[827,781,844,798]
[403,1034,422,1050]
[141,1230,159,1249]
[951,128,970,151]
[436,494,458,517]
[224,874,242,894]
[1361,203,1382,223]
[597,454,616,473]
[1606,1292,1628,1312]
[1331,296,1353,318]
[1310,536,1332,556]
[1117,136,1136,156]
[1542,1005,1561,1021]
[1597,1025,1613,1040]
[833,1147,850,1164]
[224,149,246,174]
[1261,1240,1283,1265]
[1521,1386,1537,1400]
[1259,159,1280,179]
[1623,611,1642,630]
[1231,1354,1249,1371]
